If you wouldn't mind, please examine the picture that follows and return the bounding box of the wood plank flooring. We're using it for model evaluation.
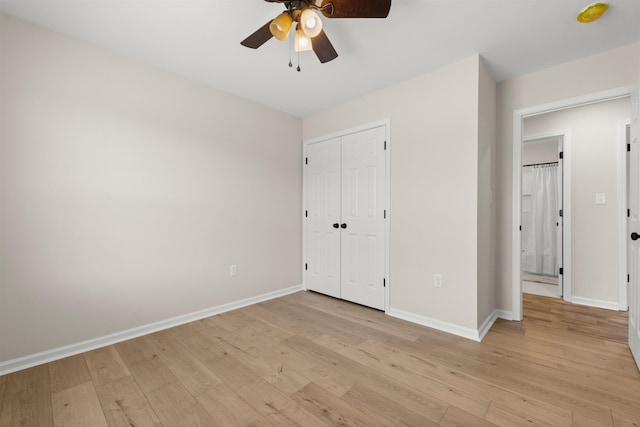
[1,292,638,426]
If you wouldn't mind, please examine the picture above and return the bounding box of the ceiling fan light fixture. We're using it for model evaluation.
[577,2,609,23]
[241,0,391,66]
[269,12,293,40]
[300,8,323,38]
[294,27,312,51]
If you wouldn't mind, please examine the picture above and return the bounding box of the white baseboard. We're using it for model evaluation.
[478,309,499,341]
[388,307,485,342]
[0,284,303,376]
[571,296,623,311]
[496,309,514,321]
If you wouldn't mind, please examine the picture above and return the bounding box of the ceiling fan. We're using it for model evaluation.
[241,0,392,64]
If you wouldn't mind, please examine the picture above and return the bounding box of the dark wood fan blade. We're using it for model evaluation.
[320,0,391,18]
[312,30,338,63]
[240,21,273,49]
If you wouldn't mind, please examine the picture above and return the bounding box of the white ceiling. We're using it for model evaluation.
[1,0,639,117]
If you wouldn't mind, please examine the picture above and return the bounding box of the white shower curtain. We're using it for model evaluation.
[522,164,558,275]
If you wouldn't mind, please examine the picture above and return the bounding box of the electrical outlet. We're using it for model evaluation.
[434,274,443,288]
[230,264,237,277]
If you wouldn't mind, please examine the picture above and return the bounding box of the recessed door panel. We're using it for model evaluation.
[366,166,377,218]
[358,234,377,290]
[342,232,359,286]
[631,246,636,318]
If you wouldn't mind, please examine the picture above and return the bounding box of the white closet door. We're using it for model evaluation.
[340,126,386,310]
[306,138,342,298]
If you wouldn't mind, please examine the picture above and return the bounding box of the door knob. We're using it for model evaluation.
[341,223,347,229]
[632,232,640,241]
[333,223,339,228]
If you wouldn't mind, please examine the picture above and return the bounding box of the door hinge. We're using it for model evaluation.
[559,267,563,275]
[305,210,308,218]
[559,151,563,159]
[628,273,630,283]
[384,140,387,150]
[519,225,522,231]
[559,209,563,217]
[384,209,386,219]
[383,278,386,287]
[628,209,631,218]
[305,263,308,271]
[305,157,308,165]
[628,143,631,152]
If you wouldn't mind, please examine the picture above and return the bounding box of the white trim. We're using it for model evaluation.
[563,134,573,305]
[0,284,303,376]
[572,296,623,311]
[512,86,633,321]
[302,138,308,291]
[388,307,484,342]
[302,118,391,312]
[512,111,521,319]
[517,88,632,119]
[478,310,499,341]
[496,309,514,321]
[384,119,391,313]
[304,119,390,145]
[618,119,631,311]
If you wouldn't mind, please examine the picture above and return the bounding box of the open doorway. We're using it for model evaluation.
[512,88,632,320]
[521,134,564,299]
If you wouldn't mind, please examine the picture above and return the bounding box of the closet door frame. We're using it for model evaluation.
[302,118,391,313]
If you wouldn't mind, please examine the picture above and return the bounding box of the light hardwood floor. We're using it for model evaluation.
[1,291,638,426]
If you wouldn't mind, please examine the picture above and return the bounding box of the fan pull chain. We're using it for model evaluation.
[297,49,301,72]
[288,29,293,68]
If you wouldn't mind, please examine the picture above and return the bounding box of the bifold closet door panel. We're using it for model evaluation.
[340,126,386,310]
[306,138,342,298]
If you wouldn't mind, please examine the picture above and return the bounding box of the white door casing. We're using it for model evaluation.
[620,119,630,312]
[558,139,564,297]
[629,79,640,371]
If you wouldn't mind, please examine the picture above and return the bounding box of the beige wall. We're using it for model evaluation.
[496,43,640,313]
[524,98,630,305]
[304,55,495,333]
[0,15,303,363]
[477,57,496,326]
[522,139,558,165]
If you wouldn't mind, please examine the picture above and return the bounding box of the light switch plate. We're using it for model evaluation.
[595,193,606,205]
[433,274,443,288]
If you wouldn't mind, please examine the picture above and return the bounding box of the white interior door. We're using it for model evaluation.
[340,126,386,310]
[305,125,387,310]
[629,79,640,371]
[306,138,341,298]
